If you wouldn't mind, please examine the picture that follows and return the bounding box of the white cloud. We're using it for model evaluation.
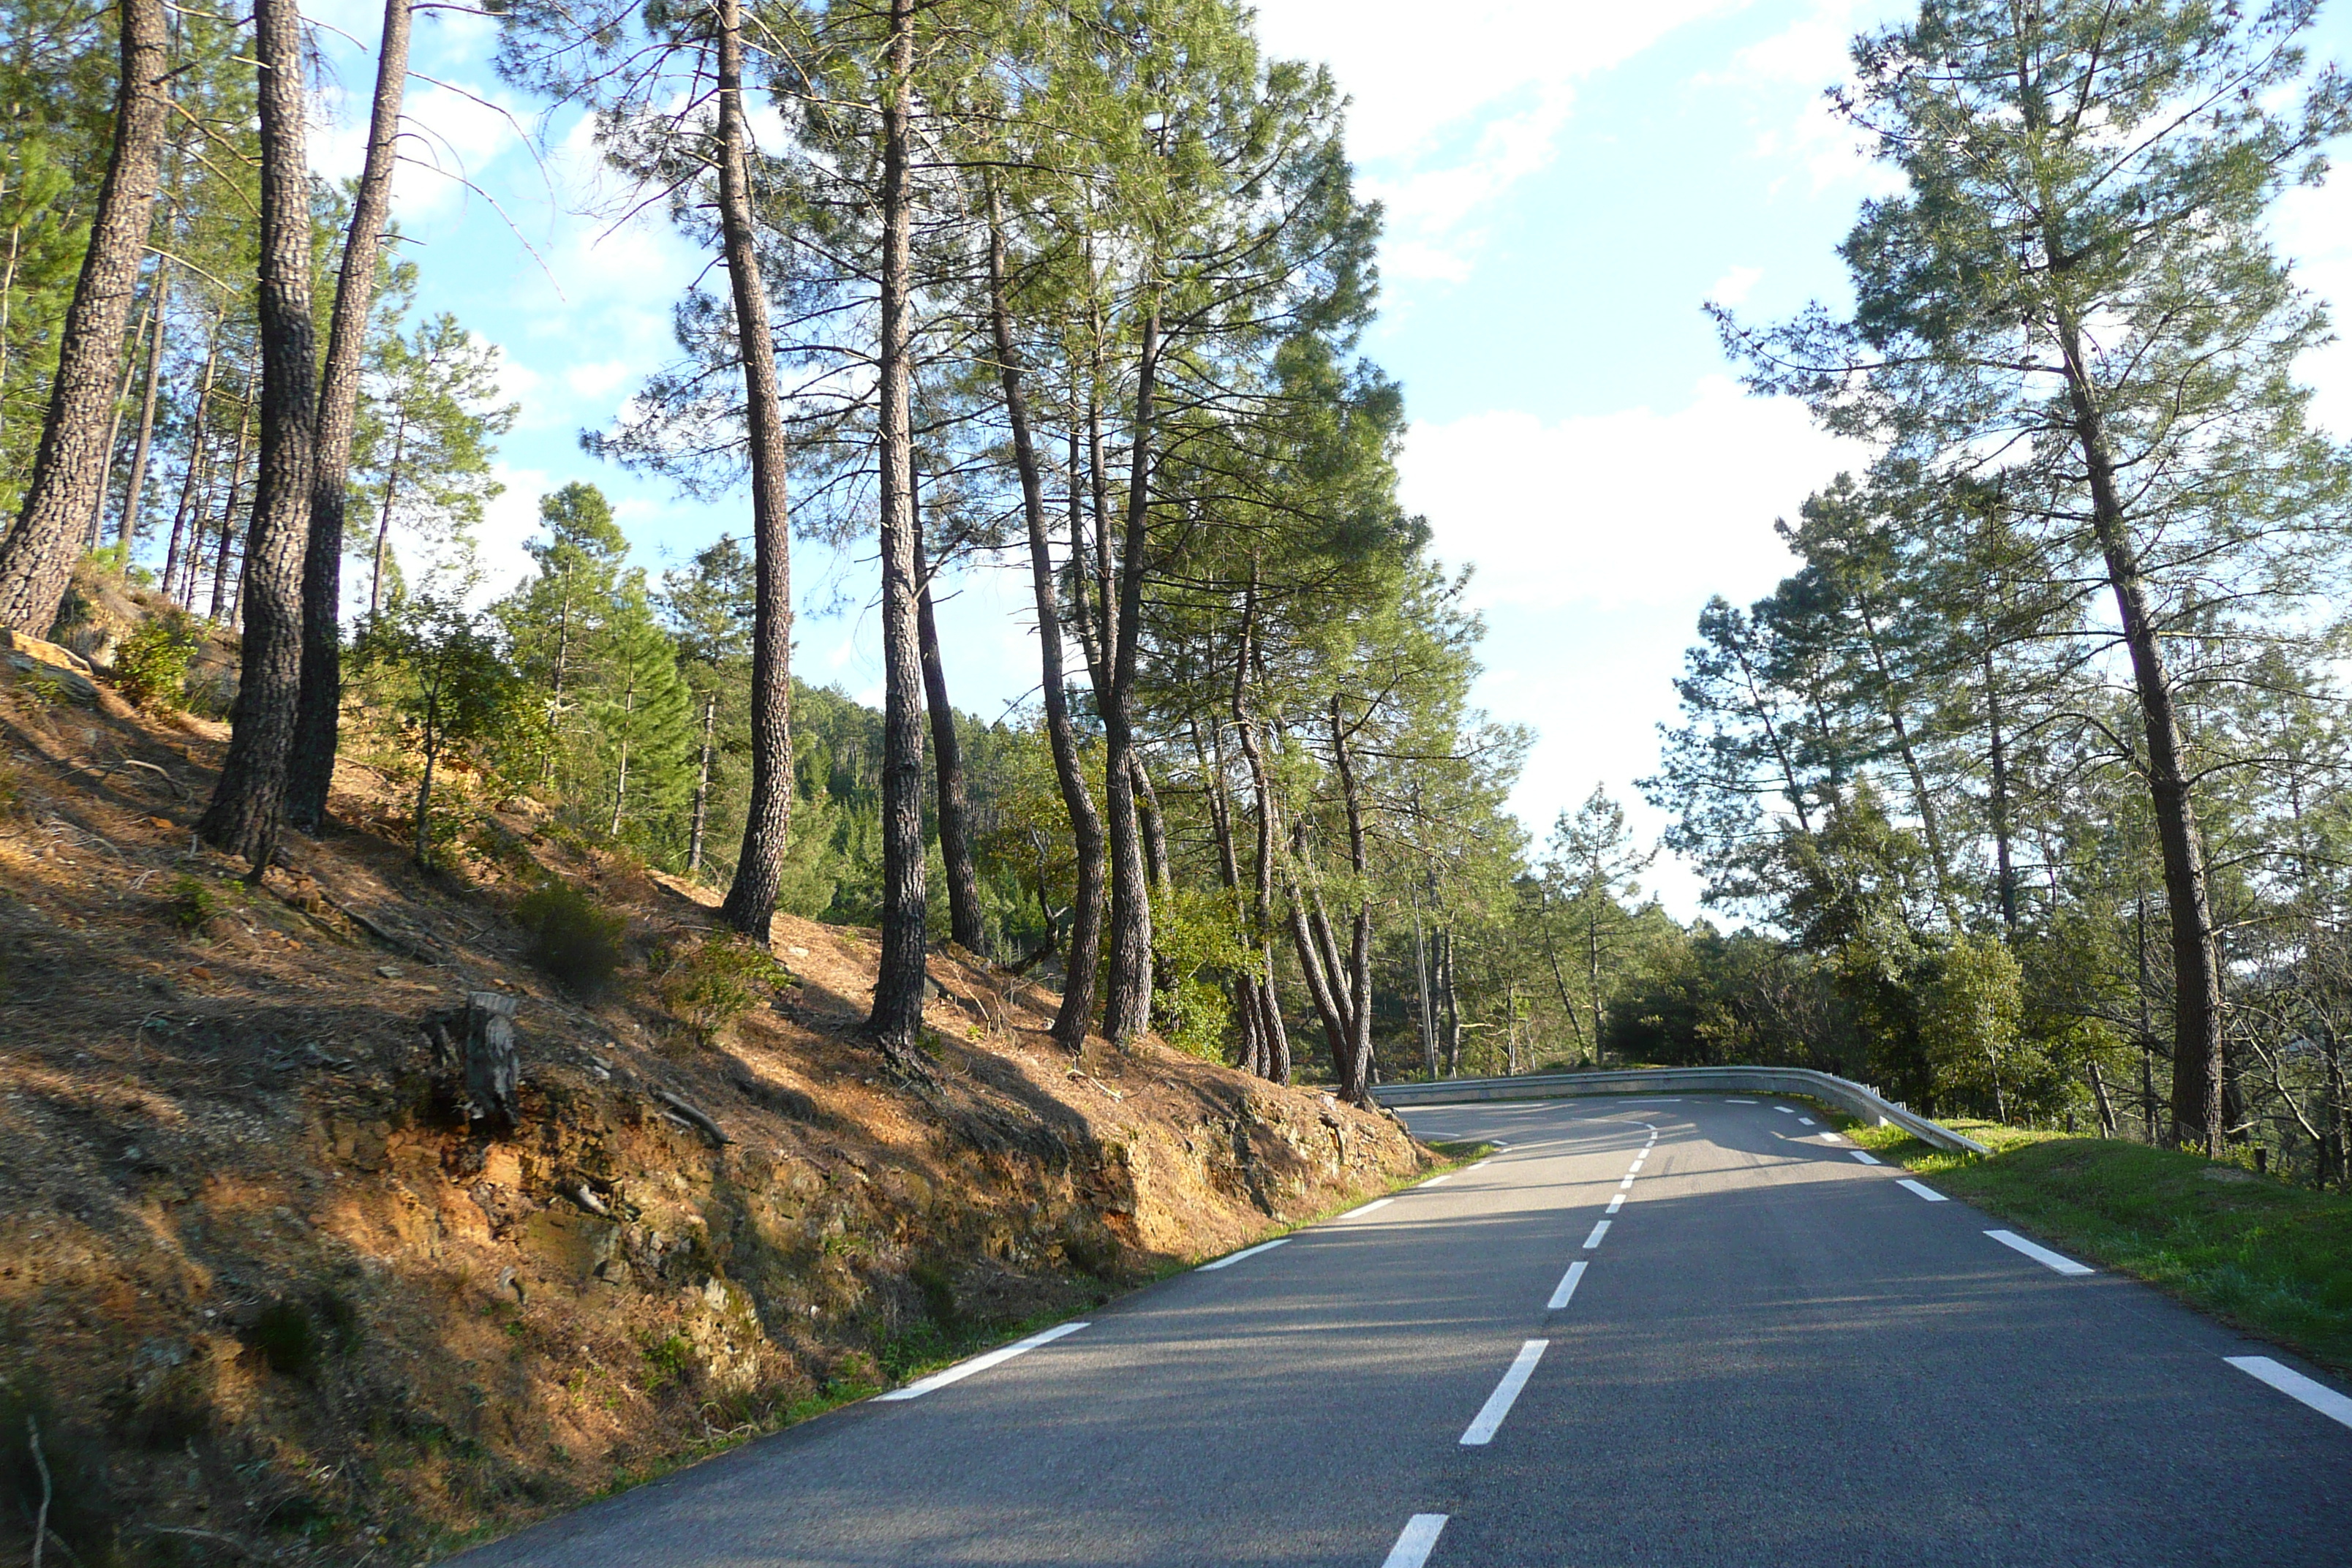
[1254,0,1749,280]
[1709,265,1763,306]
[1399,374,1870,614]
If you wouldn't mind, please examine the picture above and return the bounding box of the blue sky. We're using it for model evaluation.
[304,0,2352,915]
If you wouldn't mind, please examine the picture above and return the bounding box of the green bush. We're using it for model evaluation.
[165,874,221,932]
[113,611,200,710]
[651,934,789,1041]
[251,1298,319,1377]
[516,881,626,992]
[640,1333,694,1392]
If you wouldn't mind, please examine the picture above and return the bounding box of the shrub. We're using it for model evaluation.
[640,1333,694,1392]
[650,934,789,1041]
[113,611,200,710]
[250,1298,318,1377]
[516,881,626,992]
[165,874,221,932]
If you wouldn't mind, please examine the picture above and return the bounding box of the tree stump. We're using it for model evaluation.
[463,991,520,1133]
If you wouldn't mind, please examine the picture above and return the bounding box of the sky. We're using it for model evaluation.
[301,0,2352,916]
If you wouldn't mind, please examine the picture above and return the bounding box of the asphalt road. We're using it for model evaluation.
[455,1096,2352,1567]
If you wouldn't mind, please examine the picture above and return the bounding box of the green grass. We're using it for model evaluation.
[1847,1117,2352,1371]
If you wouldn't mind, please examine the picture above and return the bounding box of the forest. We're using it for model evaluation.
[7,0,2352,1188]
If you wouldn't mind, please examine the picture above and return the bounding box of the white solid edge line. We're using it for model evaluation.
[1460,1341,1548,1445]
[1382,1513,1450,1568]
[1547,1260,1588,1310]
[1606,1194,1624,1214]
[877,1321,1090,1401]
[1420,1172,1454,1187]
[1583,1218,1611,1249]
[1985,1229,2092,1275]
[1198,1237,1289,1272]
[2227,1356,2352,1431]
[1898,1178,1948,1203]
[1341,1197,1394,1219]
[1850,1150,1882,1165]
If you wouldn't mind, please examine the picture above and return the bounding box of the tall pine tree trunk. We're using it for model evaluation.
[2054,308,2224,1156]
[0,0,170,633]
[867,0,929,1055]
[163,310,222,599]
[914,508,985,953]
[1098,306,1160,1044]
[116,260,170,552]
[197,0,317,870]
[985,190,1101,1049]
[688,689,715,875]
[290,0,413,834]
[712,0,794,944]
[1328,695,1374,1104]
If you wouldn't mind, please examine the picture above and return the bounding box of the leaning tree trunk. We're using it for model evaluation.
[2055,309,2225,1156]
[914,509,986,954]
[1098,305,1161,1044]
[115,259,170,552]
[984,187,1102,1049]
[0,0,170,634]
[712,0,795,944]
[866,0,929,1057]
[196,0,318,870]
[289,0,414,834]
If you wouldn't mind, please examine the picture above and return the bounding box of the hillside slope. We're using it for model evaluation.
[0,641,1433,1565]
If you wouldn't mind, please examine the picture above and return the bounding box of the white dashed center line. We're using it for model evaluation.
[1798,1117,1816,1126]
[1986,1229,2092,1275]
[1583,1219,1611,1249]
[1198,1239,1288,1272]
[1382,1514,1449,1568]
[1897,1179,1948,1203]
[1850,1150,1882,1165]
[1460,1341,1548,1445]
[1727,1098,1757,1104]
[1618,1175,1634,1190]
[1774,1106,1795,1115]
[877,1322,1089,1401]
[1547,1261,1587,1310]
[2228,1357,2352,1431]
[1606,1194,1625,1214]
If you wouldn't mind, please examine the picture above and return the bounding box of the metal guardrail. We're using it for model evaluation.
[1369,1065,1991,1156]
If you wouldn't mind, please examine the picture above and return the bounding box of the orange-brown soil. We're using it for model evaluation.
[0,643,1432,1565]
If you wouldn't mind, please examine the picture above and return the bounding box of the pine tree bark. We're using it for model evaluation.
[1098,306,1160,1044]
[289,0,413,834]
[712,0,795,944]
[914,508,985,953]
[196,0,317,870]
[0,0,170,633]
[985,190,1101,1049]
[866,0,929,1055]
[2053,306,2225,1156]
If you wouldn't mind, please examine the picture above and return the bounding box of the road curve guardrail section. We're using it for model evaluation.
[1369,1066,1991,1155]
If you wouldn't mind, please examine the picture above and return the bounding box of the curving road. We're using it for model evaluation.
[456,1096,2352,1567]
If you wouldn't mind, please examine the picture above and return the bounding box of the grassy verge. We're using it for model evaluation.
[1844,1117,2352,1371]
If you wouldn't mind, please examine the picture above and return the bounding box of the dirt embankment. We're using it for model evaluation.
[0,642,1433,1565]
